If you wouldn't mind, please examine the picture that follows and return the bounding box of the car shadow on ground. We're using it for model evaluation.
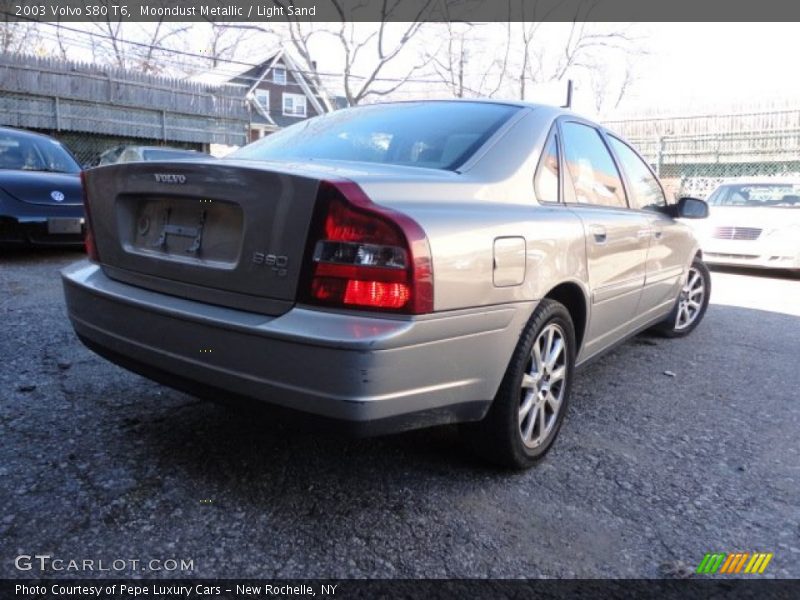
[4,270,800,576]
[0,245,84,262]
[102,299,799,507]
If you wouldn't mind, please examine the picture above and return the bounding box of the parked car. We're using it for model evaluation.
[62,101,710,468]
[97,145,210,166]
[0,126,84,246]
[687,178,800,272]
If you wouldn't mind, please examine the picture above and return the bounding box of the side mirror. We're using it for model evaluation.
[673,196,709,219]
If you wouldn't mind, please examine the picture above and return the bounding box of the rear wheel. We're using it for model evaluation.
[462,299,576,469]
[652,258,711,337]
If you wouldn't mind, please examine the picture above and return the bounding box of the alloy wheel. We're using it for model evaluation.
[675,266,706,330]
[518,323,568,449]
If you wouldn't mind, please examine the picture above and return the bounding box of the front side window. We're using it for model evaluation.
[560,121,627,208]
[534,131,559,203]
[283,93,307,117]
[608,136,666,211]
[230,101,520,171]
[272,67,287,85]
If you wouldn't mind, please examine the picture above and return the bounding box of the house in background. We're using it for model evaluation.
[190,49,340,142]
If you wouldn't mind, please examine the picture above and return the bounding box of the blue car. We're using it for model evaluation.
[0,126,84,246]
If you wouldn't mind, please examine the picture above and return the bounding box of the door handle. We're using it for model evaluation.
[589,225,607,244]
[653,229,664,240]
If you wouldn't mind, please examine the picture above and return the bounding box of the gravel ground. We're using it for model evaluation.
[1,249,798,579]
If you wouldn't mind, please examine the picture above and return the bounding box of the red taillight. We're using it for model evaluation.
[301,180,433,314]
[80,170,100,262]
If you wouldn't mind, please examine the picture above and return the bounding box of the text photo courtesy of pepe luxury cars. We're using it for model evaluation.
[1,8,800,590]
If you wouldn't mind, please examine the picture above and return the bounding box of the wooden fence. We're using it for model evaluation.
[0,52,250,147]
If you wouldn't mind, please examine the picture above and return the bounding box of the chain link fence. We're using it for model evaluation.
[606,107,800,200]
[627,132,800,200]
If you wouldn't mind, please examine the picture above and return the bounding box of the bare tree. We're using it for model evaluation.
[425,8,642,110]
[284,0,436,105]
[200,23,255,69]
[426,22,473,98]
[68,1,192,74]
[0,20,41,55]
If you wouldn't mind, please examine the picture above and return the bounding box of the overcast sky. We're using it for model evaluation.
[613,23,800,115]
[256,21,800,116]
[31,21,800,118]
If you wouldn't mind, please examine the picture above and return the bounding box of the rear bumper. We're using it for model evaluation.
[62,261,532,434]
[0,203,85,246]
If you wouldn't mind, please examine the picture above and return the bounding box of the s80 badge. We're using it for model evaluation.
[252,252,288,277]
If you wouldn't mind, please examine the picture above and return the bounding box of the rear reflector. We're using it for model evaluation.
[301,180,433,314]
[80,171,100,262]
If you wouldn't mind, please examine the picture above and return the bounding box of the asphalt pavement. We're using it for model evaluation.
[1,249,798,578]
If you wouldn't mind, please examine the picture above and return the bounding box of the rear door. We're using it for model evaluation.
[557,120,651,357]
[605,134,686,317]
[85,160,322,315]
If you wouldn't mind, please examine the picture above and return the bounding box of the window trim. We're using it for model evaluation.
[604,132,668,213]
[282,92,307,117]
[556,117,632,211]
[534,124,562,205]
[254,88,270,113]
[272,66,287,85]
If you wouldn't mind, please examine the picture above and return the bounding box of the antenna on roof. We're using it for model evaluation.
[562,79,573,109]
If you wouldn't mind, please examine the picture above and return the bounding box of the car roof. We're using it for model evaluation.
[342,98,577,120]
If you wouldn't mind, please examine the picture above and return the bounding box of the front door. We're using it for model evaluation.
[558,120,650,358]
[605,134,685,319]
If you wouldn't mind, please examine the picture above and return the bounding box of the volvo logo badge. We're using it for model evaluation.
[154,173,187,184]
[50,190,65,202]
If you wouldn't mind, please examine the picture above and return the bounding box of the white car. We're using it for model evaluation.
[690,178,800,272]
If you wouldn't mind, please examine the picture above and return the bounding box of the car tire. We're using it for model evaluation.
[462,298,576,469]
[652,257,711,338]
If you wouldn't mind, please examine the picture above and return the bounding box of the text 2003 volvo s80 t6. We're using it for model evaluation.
[62,101,711,468]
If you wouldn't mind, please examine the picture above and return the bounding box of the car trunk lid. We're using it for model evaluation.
[84,160,323,316]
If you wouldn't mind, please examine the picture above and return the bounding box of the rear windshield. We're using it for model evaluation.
[229,102,520,171]
[142,149,200,160]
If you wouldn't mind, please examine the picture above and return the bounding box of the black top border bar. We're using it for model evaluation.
[1,0,800,23]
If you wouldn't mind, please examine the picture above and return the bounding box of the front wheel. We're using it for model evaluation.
[462,298,576,469]
[653,258,711,338]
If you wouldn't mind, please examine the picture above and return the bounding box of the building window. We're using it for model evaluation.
[254,89,270,112]
[283,93,307,117]
[272,67,287,85]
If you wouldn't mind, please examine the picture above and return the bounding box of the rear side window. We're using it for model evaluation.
[229,102,520,171]
[608,136,666,211]
[534,132,559,203]
[560,122,627,208]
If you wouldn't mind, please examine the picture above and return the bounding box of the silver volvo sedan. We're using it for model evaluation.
[62,101,711,468]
